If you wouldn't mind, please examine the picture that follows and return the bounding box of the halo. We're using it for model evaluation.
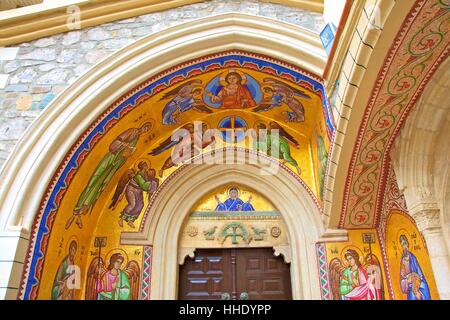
[227,185,240,196]
[134,158,151,171]
[253,119,268,129]
[65,235,78,253]
[139,118,155,132]
[104,248,129,268]
[340,245,365,266]
[219,69,247,86]
[396,228,412,246]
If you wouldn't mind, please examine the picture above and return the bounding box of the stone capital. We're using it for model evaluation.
[410,205,442,234]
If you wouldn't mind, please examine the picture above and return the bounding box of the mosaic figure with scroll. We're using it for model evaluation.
[399,235,431,300]
[51,240,77,300]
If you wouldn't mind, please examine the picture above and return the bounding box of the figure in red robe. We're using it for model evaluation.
[206,71,256,109]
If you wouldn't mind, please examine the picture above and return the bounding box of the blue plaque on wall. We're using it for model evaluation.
[320,23,337,56]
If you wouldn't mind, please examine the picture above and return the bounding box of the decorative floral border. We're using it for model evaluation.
[340,0,450,228]
[18,50,334,300]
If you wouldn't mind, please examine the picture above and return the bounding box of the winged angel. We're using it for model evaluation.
[253,78,311,122]
[161,79,212,125]
[329,249,384,300]
[85,253,140,300]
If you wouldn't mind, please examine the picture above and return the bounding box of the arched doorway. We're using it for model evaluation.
[121,150,325,299]
[178,183,293,300]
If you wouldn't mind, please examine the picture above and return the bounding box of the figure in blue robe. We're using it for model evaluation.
[162,95,197,125]
[215,187,255,211]
[399,235,431,300]
[160,80,211,125]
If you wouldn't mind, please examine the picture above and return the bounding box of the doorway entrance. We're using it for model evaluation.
[179,248,292,300]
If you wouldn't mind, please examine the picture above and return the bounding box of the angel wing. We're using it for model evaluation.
[364,254,385,300]
[149,123,193,156]
[108,169,135,210]
[328,258,345,301]
[253,100,276,113]
[124,260,141,300]
[269,121,299,148]
[192,103,213,114]
[159,79,203,101]
[263,78,311,100]
[85,257,106,300]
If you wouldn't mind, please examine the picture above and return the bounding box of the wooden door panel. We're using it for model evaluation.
[179,249,232,300]
[179,248,292,300]
[236,248,292,300]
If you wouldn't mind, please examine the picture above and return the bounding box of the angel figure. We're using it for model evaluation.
[109,161,159,229]
[66,122,152,230]
[161,79,212,125]
[253,121,302,175]
[253,78,311,122]
[149,122,216,177]
[85,253,140,300]
[329,249,384,300]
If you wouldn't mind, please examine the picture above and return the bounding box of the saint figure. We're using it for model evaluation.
[399,235,431,300]
[338,249,382,300]
[215,187,255,211]
[51,240,77,300]
[206,70,256,109]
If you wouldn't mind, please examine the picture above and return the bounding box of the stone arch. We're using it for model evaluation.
[391,58,450,300]
[121,150,325,299]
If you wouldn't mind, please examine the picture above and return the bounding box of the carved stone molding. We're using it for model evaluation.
[273,245,292,264]
[411,208,442,234]
[178,247,196,265]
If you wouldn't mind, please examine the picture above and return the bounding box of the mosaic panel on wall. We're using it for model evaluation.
[18,51,333,299]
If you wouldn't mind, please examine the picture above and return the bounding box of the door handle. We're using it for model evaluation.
[239,292,249,300]
[221,292,231,300]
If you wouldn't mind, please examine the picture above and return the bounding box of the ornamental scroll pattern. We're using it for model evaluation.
[376,163,408,236]
[341,0,450,228]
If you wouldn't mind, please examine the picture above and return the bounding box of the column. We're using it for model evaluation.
[411,204,450,300]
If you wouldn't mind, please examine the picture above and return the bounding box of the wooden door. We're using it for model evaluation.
[179,248,292,300]
[178,249,233,300]
[236,248,292,300]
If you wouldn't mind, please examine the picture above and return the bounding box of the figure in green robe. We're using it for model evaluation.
[96,253,131,300]
[65,122,152,229]
[51,240,77,300]
[253,121,302,175]
[109,161,160,229]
